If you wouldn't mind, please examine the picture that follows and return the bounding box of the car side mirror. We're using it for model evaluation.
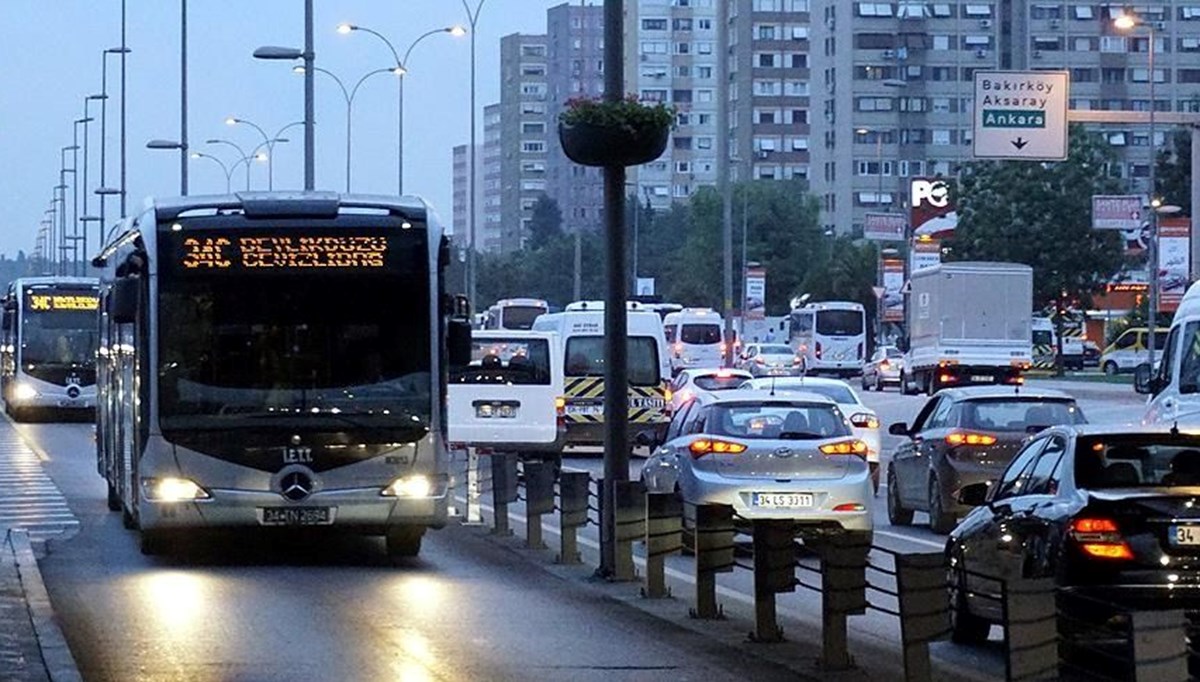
[109,277,140,324]
[447,318,472,368]
[957,482,991,507]
[888,422,910,437]
[1133,363,1157,395]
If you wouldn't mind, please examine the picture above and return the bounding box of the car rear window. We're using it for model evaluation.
[710,402,850,440]
[680,324,722,345]
[760,345,794,355]
[451,338,552,385]
[1076,435,1200,488]
[693,375,749,391]
[959,398,1085,432]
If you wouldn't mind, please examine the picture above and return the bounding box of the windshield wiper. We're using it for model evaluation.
[778,431,825,440]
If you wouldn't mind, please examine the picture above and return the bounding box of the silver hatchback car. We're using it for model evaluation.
[641,390,873,538]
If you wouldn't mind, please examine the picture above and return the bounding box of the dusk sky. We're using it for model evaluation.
[0,0,569,258]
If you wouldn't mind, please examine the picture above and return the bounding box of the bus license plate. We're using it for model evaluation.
[1170,525,1200,546]
[259,507,333,526]
[752,493,813,509]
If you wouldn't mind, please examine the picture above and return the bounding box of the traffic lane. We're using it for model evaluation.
[29,423,795,682]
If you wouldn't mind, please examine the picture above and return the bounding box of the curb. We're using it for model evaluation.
[9,530,82,682]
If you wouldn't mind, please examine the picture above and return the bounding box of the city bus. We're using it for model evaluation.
[482,297,549,330]
[0,277,100,422]
[788,301,867,377]
[93,193,470,558]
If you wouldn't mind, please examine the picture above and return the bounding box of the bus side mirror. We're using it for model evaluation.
[448,318,472,368]
[1134,363,1158,395]
[110,278,139,325]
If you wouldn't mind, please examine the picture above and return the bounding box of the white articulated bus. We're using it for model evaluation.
[482,298,549,331]
[94,193,471,559]
[788,301,867,377]
[0,277,100,421]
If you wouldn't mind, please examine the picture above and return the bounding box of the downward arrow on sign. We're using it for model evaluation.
[1011,137,1029,150]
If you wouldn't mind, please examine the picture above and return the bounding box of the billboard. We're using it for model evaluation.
[1092,195,1145,231]
[1158,217,1191,312]
[910,178,957,239]
[882,258,905,322]
[864,212,906,242]
[910,239,941,273]
[744,266,766,320]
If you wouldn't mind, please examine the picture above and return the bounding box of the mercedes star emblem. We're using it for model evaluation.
[280,471,313,502]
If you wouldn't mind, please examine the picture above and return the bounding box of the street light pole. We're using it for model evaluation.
[180,0,189,199]
[304,0,314,190]
[294,65,398,192]
[463,1,486,305]
[120,0,128,216]
[190,152,232,193]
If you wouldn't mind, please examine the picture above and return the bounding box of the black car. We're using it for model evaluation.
[946,425,1200,644]
[887,386,1085,533]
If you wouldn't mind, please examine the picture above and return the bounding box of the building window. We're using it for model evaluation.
[931,129,952,145]
[758,53,776,67]
[1073,5,1094,20]
[1100,36,1126,53]
[676,161,691,173]
[963,4,992,17]
[791,109,808,124]
[642,18,667,30]
[640,41,669,55]
[791,54,808,68]
[673,18,693,30]
[521,141,545,153]
[1070,68,1097,83]
[696,89,714,102]
[521,122,545,134]
[521,44,546,57]
[1179,69,1200,84]
[697,42,714,54]
[674,136,694,150]
[521,64,546,76]
[757,25,777,40]
[697,137,713,150]
[857,3,895,17]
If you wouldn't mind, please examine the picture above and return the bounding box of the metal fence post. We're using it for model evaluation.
[750,520,794,643]
[462,446,485,525]
[557,472,589,564]
[523,460,555,550]
[489,452,517,536]
[643,492,682,599]
[688,503,734,619]
[812,532,870,670]
[1004,578,1057,682]
[612,480,646,581]
[1130,610,1189,682]
[895,552,950,682]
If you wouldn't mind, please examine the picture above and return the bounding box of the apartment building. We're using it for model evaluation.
[497,32,551,252]
[482,103,503,252]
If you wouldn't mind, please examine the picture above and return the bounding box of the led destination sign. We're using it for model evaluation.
[179,234,390,270]
[26,292,99,312]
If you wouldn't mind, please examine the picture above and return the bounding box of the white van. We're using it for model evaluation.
[662,308,725,374]
[448,331,564,458]
[1031,316,1085,371]
[1137,282,1200,423]
[532,301,672,446]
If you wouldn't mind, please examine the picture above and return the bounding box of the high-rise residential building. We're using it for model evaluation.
[546,2,608,231]
[498,32,550,252]
[808,1,1200,236]
[481,103,503,253]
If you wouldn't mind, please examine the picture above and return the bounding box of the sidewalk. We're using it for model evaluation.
[1,529,50,682]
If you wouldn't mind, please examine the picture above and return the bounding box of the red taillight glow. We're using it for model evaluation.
[939,373,957,384]
[689,439,748,457]
[819,439,869,457]
[849,412,880,429]
[1070,517,1134,560]
[945,431,998,446]
[833,503,866,512]
[879,359,890,369]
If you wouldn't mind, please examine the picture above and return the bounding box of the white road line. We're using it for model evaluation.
[873,529,947,550]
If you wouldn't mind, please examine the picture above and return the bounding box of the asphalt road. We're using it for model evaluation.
[21,422,799,682]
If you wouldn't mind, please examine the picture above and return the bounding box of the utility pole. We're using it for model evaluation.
[717,0,733,365]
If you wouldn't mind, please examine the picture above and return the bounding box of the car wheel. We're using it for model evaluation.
[886,467,913,526]
[386,526,425,560]
[928,477,956,534]
[875,375,883,392]
[925,373,938,397]
[1103,361,1118,376]
[949,564,992,645]
[861,373,870,390]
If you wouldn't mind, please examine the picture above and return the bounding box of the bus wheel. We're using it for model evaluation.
[139,530,173,556]
[121,505,137,530]
[386,526,425,560]
[106,483,121,512]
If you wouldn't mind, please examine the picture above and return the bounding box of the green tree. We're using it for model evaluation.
[526,195,563,249]
[952,124,1126,311]
[1157,128,1192,216]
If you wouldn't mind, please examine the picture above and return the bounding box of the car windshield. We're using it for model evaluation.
[1032,330,1053,346]
[816,310,863,336]
[759,345,794,356]
[680,323,721,345]
[1076,435,1200,488]
[711,402,849,440]
[1177,322,1200,394]
[693,374,749,391]
[565,336,660,386]
[885,348,903,359]
[960,398,1085,432]
[450,338,551,385]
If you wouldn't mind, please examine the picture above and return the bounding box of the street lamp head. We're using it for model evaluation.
[75,117,94,124]
[336,23,356,34]
[1113,14,1138,30]
[1151,196,1163,208]
[855,128,870,135]
[292,65,306,74]
[253,46,304,60]
[87,93,107,101]
[255,152,268,162]
[105,46,132,54]
[392,66,407,76]
[62,145,80,151]
[189,152,203,159]
[448,25,468,37]
[146,139,185,150]
[95,187,122,195]
[225,117,238,126]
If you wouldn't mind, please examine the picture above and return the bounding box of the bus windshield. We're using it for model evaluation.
[157,227,431,437]
[816,310,864,336]
[501,305,546,330]
[21,287,98,381]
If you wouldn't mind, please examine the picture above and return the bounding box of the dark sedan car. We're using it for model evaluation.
[887,386,1085,533]
[946,425,1200,644]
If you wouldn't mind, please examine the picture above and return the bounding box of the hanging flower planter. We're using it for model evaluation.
[558,95,673,167]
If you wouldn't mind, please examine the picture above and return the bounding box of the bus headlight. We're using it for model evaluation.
[142,477,211,502]
[11,382,37,402]
[382,475,433,498]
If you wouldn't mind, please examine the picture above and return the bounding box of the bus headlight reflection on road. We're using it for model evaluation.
[382,475,432,498]
[11,382,37,401]
[137,571,208,635]
[142,477,211,502]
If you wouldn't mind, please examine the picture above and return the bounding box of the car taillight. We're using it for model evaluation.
[674,342,683,357]
[945,431,997,446]
[939,373,957,384]
[689,438,747,458]
[815,342,823,359]
[1069,517,1134,560]
[833,503,866,512]
[719,342,728,356]
[849,412,879,429]
[663,387,674,403]
[879,359,890,369]
[819,439,868,457]
[755,356,765,365]
[1005,376,1025,385]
